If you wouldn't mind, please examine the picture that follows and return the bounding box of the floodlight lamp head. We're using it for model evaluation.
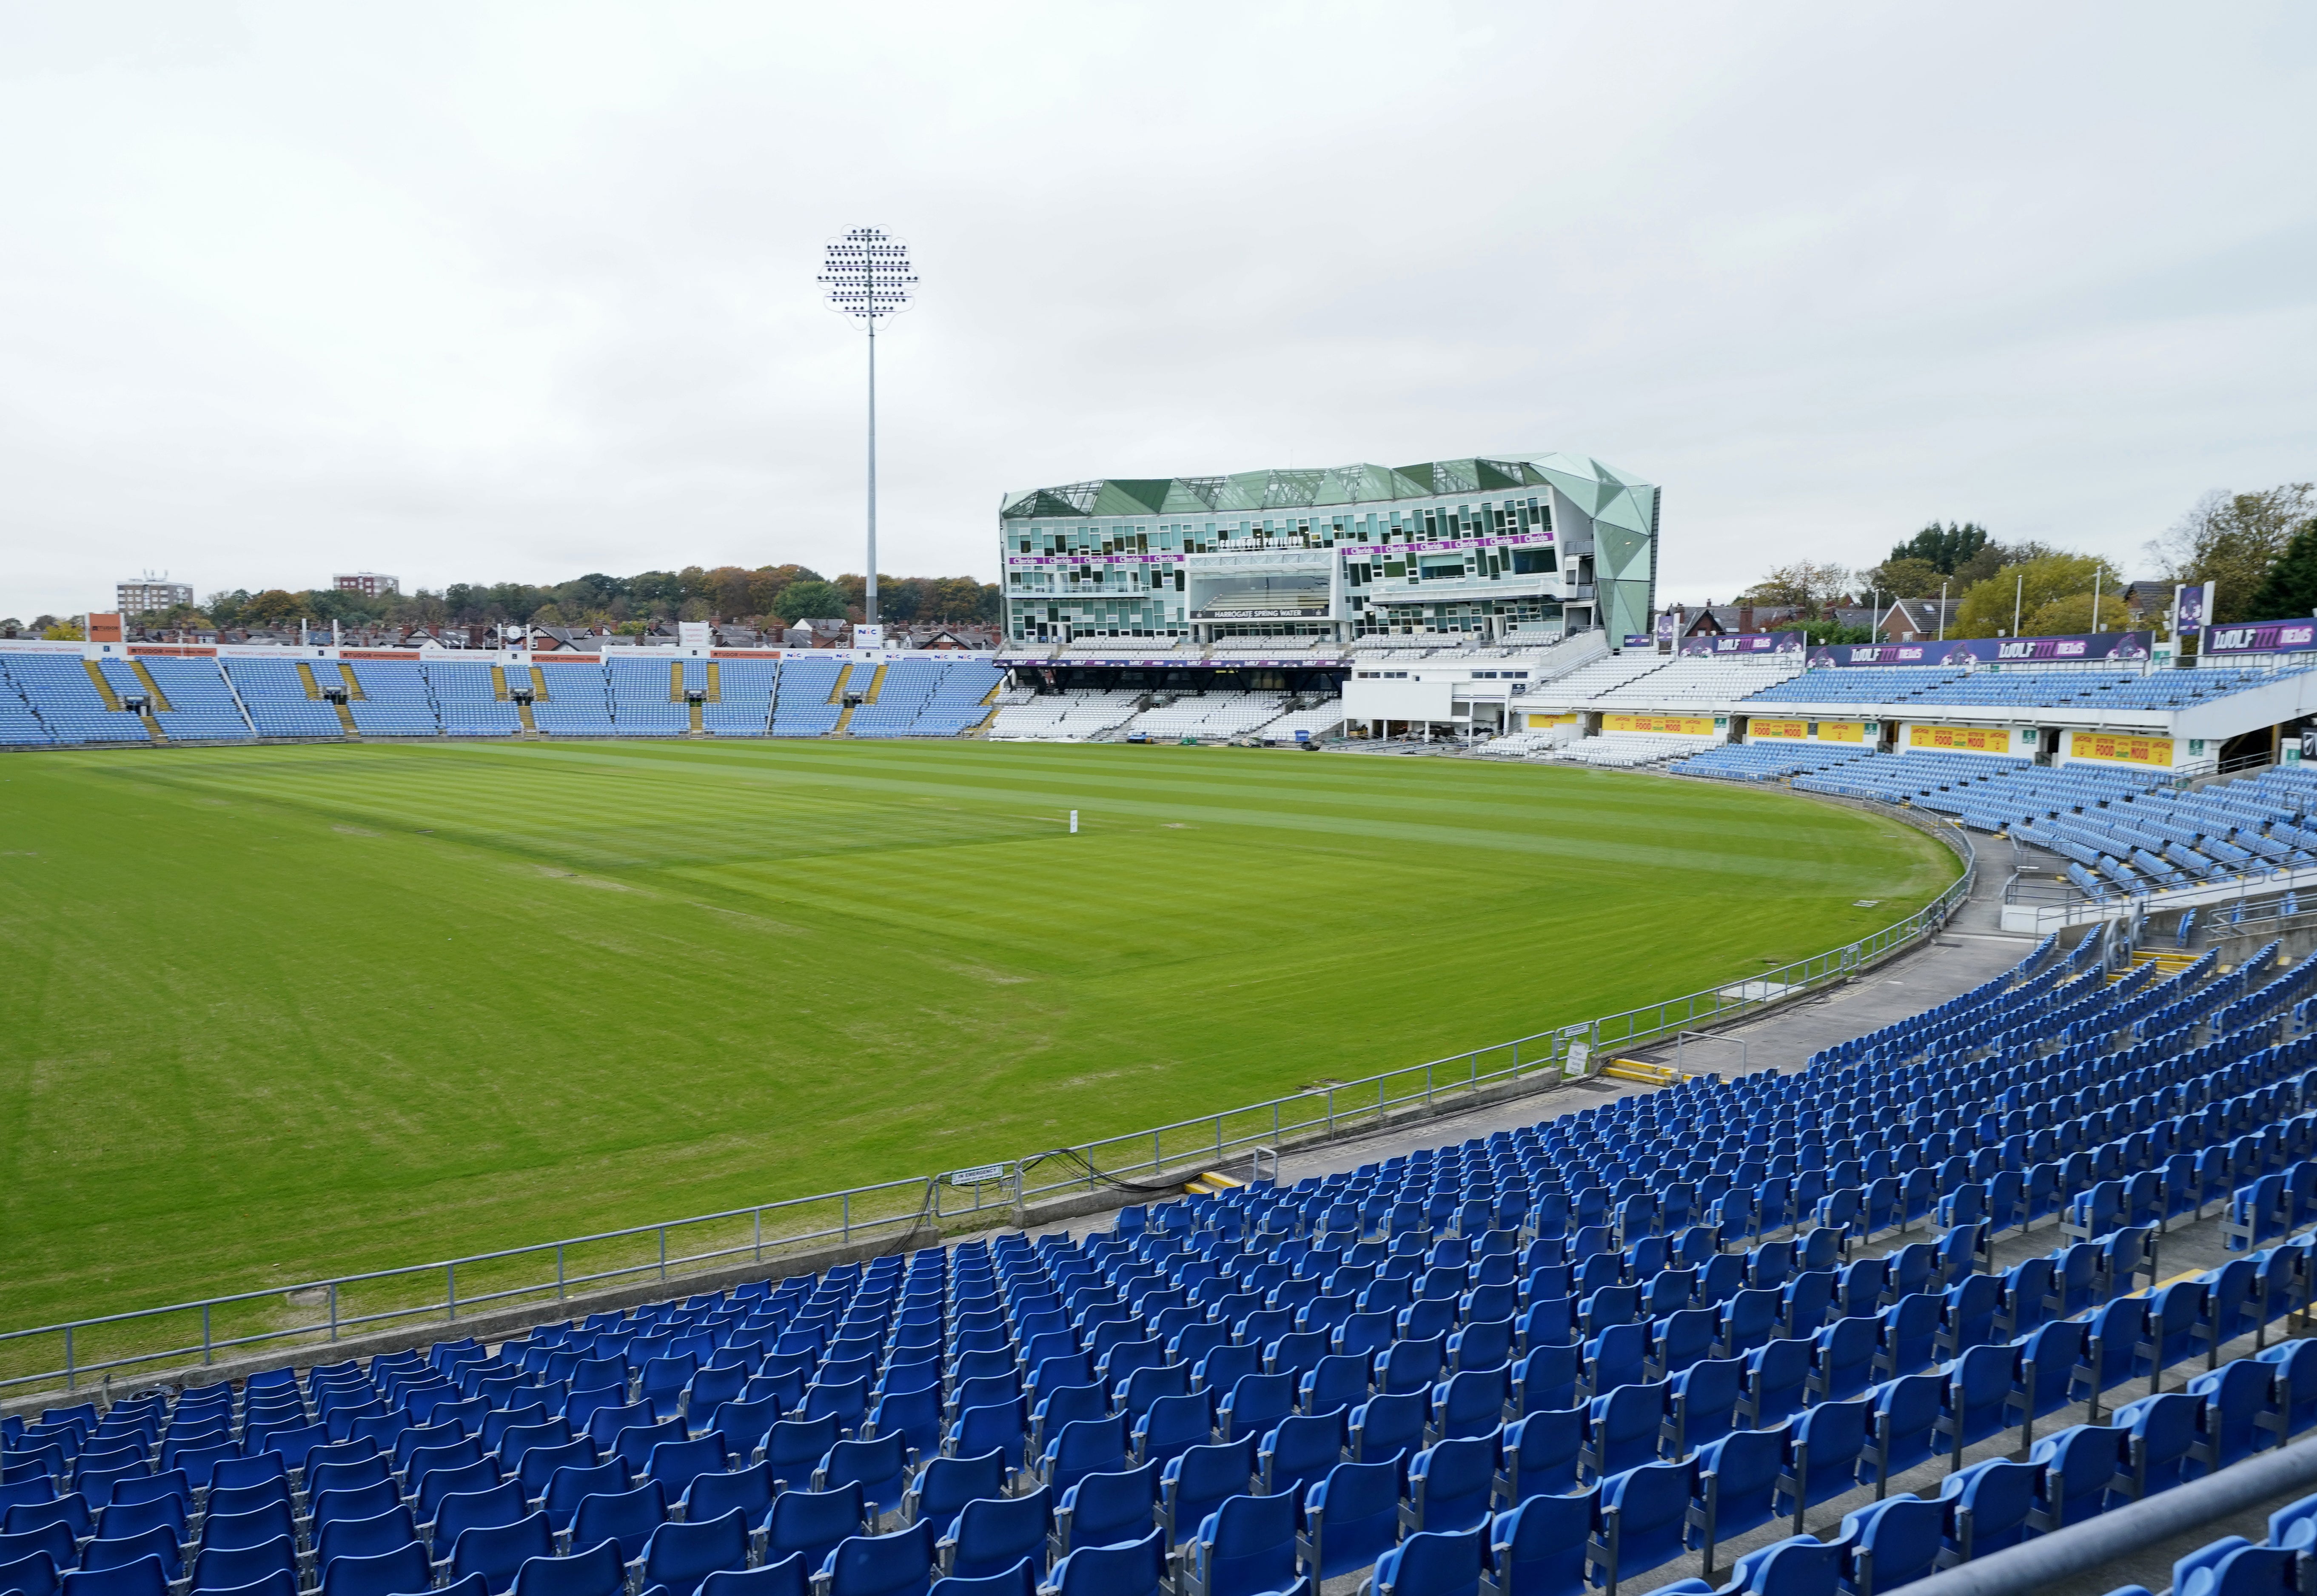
[818,226,916,320]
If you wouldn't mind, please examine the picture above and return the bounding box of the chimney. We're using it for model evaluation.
[1738,604,1754,634]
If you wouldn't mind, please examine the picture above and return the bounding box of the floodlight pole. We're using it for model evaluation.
[818,228,917,631]
[1938,581,1948,642]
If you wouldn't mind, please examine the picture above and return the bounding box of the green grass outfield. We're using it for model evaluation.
[0,739,1955,1349]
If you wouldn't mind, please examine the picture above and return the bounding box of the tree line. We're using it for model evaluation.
[1733,482,2316,639]
[74,565,1001,635]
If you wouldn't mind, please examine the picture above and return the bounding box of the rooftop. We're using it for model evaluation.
[999,452,1654,536]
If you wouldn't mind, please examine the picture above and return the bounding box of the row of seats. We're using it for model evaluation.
[0,655,1003,745]
[1668,744,1876,784]
[0,656,149,744]
[10,926,2314,1596]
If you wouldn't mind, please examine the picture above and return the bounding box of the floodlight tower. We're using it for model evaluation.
[817,228,916,626]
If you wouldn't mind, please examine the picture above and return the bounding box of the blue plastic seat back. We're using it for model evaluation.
[2189,1359,2276,1470]
[1349,1392,1426,1466]
[1862,1374,1943,1486]
[1938,1458,2040,1557]
[448,1512,554,1596]
[1055,1461,1157,1556]
[2260,1340,2317,1439]
[1490,1489,1591,1596]
[944,1488,1049,1581]
[1597,1459,1696,1586]
[317,1542,432,1596]
[1500,1406,1582,1504]
[1134,1393,1214,1470]
[686,1462,778,1533]
[1194,1491,1297,1596]
[1045,1526,1167,1596]
[1044,1416,1129,1496]
[1947,1343,2018,1452]
[1585,1383,1666,1482]
[1161,1438,1256,1548]
[824,1434,909,1518]
[566,1480,667,1567]
[508,1537,629,1596]
[1780,1398,1872,1517]
[2027,1425,2126,1528]
[313,1506,419,1576]
[1814,1317,1879,1401]
[1433,1368,1510,1442]
[1840,1496,1945,1596]
[1510,1345,1577,1419]
[1695,1428,1784,1547]
[1374,1525,1482,1596]
[768,1481,869,1571]
[434,1479,530,1549]
[1302,1459,1400,1581]
[2083,1298,2148,1395]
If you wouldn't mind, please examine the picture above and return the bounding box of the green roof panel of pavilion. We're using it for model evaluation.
[1000,453,1652,527]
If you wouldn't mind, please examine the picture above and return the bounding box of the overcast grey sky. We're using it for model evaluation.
[3,2,2313,618]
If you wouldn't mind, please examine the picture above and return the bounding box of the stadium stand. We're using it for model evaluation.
[1907,668,2315,713]
[0,653,153,744]
[1249,704,1349,743]
[1668,742,1877,783]
[346,661,441,738]
[137,657,255,741]
[989,690,1141,741]
[24,930,2317,1596]
[910,660,1004,736]
[607,656,689,738]
[1553,733,1705,767]
[847,659,1005,738]
[0,669,47,744]
[1587,656,1805,708]
[771,658,845,738]
[531,661,619,737]
[426,661,523,739]
[1477,725,1584,759]
[704,658,778,737]
[222,658,346,739]
[1791,752,2036,807]
[1742,669,1966,707]
[1118,693,1292,742]
[1525,653,1676,703]
[846,659,937,737]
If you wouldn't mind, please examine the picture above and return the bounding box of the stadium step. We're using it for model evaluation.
[296,661,323,698]
[704,661,721,702]
[832,701,858,734]
[128,659,174,712]
[138,710,166,743]
[81,659,122,710]
[331,699,358,734]
[668,659,684,702]
[529,665,551,701]
[1184,1170,1244,1194]
[861,663,887,703]
[688,701,704,735]
[336,662,365,699]
[1600,1057,1684,1086]
[490,665,510,701]
[516,699,538,735]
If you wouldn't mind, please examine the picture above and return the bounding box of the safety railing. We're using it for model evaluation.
[0,803,1970,1400]
[1012,803,1975,1203]
[0,1174,995,1397]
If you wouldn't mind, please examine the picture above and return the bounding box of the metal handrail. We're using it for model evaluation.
[0,804,1971,1398]
[1014,804,1975,1202]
